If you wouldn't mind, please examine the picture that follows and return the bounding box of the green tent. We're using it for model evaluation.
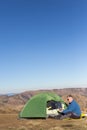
[20,92,66,118]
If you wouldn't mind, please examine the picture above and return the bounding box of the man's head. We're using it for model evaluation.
[67,95,73,103]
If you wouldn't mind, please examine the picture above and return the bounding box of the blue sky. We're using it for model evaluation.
[0,0,87,93]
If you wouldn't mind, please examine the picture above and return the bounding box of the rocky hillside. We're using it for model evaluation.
[0,88,87,113]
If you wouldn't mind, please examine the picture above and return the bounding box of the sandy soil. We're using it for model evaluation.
[0,114,87,130]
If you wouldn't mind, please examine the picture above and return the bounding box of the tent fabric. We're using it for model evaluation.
[20,92,66,118]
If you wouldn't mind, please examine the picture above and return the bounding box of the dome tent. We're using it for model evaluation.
[20,92,66,118]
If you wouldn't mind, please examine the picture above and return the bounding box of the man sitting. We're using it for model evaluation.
[55,95,81,120]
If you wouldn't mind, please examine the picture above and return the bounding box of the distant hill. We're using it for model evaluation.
[0,93,16,96]
[0,88,87,113]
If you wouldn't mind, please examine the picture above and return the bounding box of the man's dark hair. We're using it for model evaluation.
[67,95,73,98]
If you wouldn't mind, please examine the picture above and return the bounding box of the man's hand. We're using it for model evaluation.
[57,108,63,113]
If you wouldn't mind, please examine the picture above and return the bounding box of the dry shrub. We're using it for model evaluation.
[17,126,28,130]
[49,126,64,130]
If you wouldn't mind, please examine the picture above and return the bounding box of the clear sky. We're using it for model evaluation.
[0,0,87,94]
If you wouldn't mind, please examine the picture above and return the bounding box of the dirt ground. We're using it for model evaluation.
[0,114,87,130]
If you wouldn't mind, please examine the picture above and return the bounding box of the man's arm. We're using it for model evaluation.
[62,102,75,114]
